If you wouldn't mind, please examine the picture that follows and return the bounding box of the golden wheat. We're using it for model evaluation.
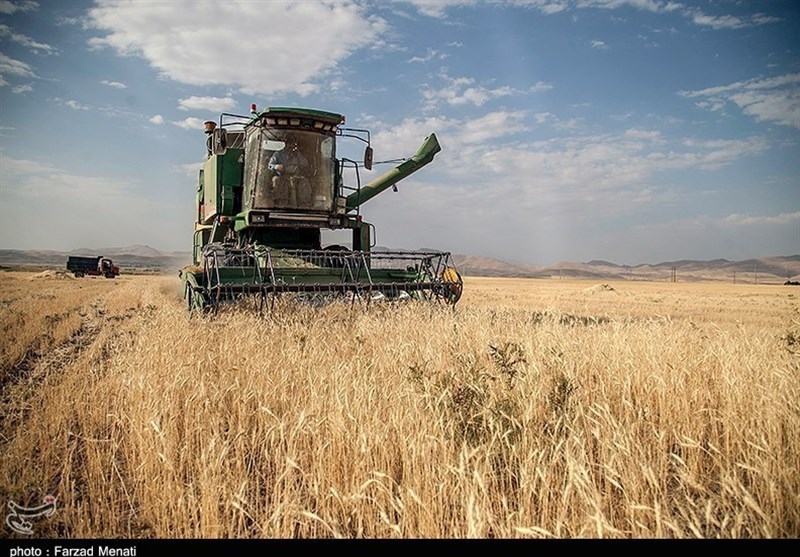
[1,271,798,538]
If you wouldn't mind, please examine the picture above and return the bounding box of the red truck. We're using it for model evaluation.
[66,256,120,278]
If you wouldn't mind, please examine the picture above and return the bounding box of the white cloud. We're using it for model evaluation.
[406,0,477,18]
[590,39,608,49]
[408,48,447,63]
[530,81,554,93]
[87,1,387,96]
[751,14,781,26]
[63,99,90,110]
[723,212,800,227]
[553,117,584,131]
[686,10,745,30]
[171,117,206,130]
[682,9,781,30]
[0,52,37,84]
[729,90,800,129]
[174,162,203,178]
[178,95,237,113]
[459,110,530,144]
[0,23,57,54]
[100,79,127,89]
[537,2,568,15]
[149,114,165,125]
[0,1,38,15]
[419,1,781,33]
[576,0,668,13]
[0,155,59,176]
[575,0,780,32]
[422,73,541,109]
[366,114,454,160]
[370,112,767,223]
[680,73,800,129]
[359,113,778,263]
[11,83,32,93]
[373,111,766,188]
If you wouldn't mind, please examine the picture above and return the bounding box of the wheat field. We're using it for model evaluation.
[1,270,798,538]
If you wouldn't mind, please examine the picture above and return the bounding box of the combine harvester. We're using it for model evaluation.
[180,105,462,313]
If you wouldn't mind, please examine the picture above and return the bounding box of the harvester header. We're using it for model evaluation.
[180,104,461,313]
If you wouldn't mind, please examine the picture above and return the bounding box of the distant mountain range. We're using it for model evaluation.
[451,253,800,284]
[1,245,798,284]
[0,245,191,274]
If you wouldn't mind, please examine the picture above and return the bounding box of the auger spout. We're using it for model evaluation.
[345,133,441,210]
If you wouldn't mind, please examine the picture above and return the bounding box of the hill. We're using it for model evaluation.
[451,254,799,284]
[0,245,191,274]
[1,246,797,284]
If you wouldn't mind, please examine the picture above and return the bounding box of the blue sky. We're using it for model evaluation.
[0,0,798,266]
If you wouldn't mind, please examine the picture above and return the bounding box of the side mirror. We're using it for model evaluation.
[364,146,373,171]
[213,129,228,155]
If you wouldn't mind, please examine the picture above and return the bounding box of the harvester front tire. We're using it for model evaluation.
[439,267,463,305]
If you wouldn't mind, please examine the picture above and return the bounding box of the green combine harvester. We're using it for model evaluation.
[179,104,463,313]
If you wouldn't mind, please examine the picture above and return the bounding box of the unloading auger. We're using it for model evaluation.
[179,105,463,313]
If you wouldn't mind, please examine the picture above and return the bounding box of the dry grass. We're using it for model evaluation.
[1,271,798,538]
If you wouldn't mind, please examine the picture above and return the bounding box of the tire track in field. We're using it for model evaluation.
[0,299,108,450]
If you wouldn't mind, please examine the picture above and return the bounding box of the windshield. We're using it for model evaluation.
[244,128,335,213]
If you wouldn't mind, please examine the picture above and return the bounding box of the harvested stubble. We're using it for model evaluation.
[1,272,798,538]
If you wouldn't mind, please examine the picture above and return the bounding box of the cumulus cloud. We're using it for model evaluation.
[171,117,206,130]
[367,110,767,228]
[358,110,780,263]
[149,114,165,125]
[680,73,800,129]
[87,1,387,96]
[178,95,237,113]
[421,73,544,109]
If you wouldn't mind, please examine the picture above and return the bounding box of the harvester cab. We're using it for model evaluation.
[181,104,462,312]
